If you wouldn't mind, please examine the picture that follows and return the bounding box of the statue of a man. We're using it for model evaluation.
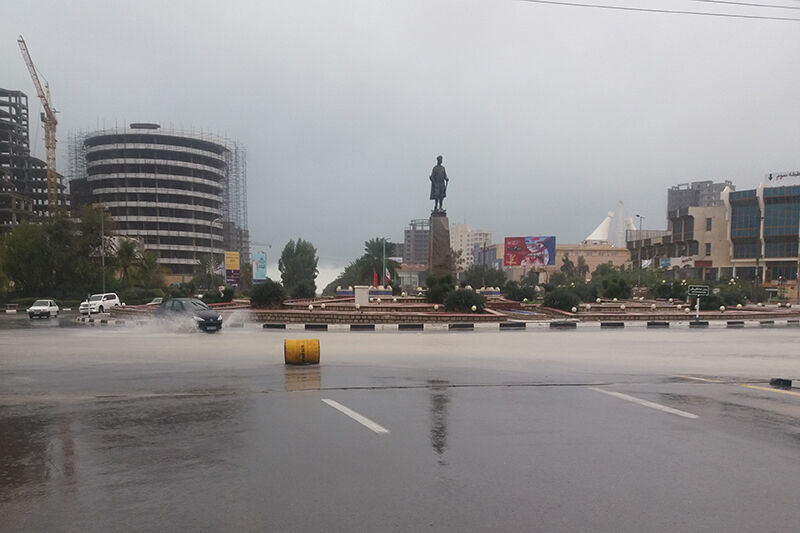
[429,155,449,212]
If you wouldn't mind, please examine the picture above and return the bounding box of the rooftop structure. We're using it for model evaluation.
[667,180,734,213]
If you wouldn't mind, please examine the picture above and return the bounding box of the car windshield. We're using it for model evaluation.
[189,300,210,310]
[32,300,49,306]
[89,295,103,301]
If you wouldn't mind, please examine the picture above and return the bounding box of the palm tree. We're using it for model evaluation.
[115,239,141,286]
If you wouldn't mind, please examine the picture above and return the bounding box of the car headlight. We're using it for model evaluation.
[193,316,205,322]
[217,315,222,321]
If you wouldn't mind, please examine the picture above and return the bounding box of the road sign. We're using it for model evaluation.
[688,285,710,297]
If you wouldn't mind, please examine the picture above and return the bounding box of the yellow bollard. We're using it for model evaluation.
[284,339,320,365]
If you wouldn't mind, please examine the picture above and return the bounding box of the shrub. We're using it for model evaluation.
[571,283,597,303]
[694,294,722,310]
[202,286,234,304]
[599,276,631,300]
[543,288,580,311]
[425,273,455,304]
[251,278,286,308]
[503,281,536,302]
[444,289,486,313]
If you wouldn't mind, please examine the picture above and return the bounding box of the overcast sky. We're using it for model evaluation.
[4,0,799,286]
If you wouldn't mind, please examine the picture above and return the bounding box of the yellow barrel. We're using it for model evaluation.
[284,339,320,365]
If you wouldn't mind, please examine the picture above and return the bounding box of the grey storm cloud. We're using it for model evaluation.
[4,0,799,286]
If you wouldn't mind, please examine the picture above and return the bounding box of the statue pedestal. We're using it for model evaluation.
[428,211,451,276]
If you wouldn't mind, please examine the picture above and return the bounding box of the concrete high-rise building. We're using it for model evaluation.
[450,223,492,268]
[403,219,430,266]
[0,88,67,227]
[667,180,734,213]
[69,123,249,281]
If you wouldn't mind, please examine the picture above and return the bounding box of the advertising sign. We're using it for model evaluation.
[503,236,556,267]
[225,251,240,285]
[660,258,672,268]
[765,170,800,186]
[252,251,267,282]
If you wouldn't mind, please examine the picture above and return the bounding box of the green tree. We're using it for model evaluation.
[461,264,507,288]
[1,223,52,295]
[135,250,168,289]
[560,253,576,277]
[521,269,540,288]
[195,254,222,290]
[576,256,589,279]
[444,289,486,313]
[279,238,319,297]
[325,238,400,294]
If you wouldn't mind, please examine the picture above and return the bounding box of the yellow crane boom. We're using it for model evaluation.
[17,35,58,214]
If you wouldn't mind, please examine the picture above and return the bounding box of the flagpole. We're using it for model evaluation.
[382,239,386,288]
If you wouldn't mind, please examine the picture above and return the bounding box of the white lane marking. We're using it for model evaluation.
[588,387,699,419]
[322,399,390,434]
[676,375,721,383]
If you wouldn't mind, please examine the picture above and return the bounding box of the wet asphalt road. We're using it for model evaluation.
[2,314,800,532]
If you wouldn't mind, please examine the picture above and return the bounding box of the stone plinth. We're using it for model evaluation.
[428,212,451,276]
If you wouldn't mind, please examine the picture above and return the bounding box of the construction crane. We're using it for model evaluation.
[17,35,58,214]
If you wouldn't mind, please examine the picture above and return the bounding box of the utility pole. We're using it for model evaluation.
[636,214,646,287]
[382,238,387,288]
[100,205,106,293]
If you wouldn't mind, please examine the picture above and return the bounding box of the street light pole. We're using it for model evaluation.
[636,214,645,287]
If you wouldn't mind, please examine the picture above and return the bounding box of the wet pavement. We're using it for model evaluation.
[2,315,800,532]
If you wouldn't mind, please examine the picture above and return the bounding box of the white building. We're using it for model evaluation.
[450,223,492,268]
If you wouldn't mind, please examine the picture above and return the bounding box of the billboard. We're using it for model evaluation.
[225,251,240,284]
[503,236,556,267]
[252,251,267,282]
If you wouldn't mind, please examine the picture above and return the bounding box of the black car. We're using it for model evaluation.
[155,298,223,332]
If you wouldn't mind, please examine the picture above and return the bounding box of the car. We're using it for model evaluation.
[27,299,59,319]
[145,297,163,306]
[79,293,121,315]
[154,298,223,332]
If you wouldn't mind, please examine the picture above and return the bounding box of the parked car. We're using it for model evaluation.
[27,299,59,319]
[145,297,163,306]
[79,293,121,315]
[154,298,223,332]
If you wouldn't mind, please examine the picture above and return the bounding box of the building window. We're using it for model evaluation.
[705,243,711,256]
[706,217,712,231]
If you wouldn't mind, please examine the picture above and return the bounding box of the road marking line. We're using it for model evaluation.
[738,384,800,398]
[588,387,699,419]
[321,399,390,434]
[676,375,722,383]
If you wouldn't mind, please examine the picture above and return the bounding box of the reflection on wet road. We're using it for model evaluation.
[2,319,800,531]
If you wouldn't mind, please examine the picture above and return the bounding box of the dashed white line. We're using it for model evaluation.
[588,387,699,419]
[675,375,721,383]
[321,399,390,434]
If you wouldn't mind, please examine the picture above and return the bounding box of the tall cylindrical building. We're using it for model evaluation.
[75,123,229,278]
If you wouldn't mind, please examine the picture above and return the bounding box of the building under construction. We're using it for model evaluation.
[0,88,67,229]
[69,123,249,280]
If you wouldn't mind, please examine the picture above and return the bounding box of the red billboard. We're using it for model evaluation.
[503,236,556,267]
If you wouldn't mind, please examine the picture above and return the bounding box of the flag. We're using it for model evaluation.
[373,271,378,287]
[385,268,391,284]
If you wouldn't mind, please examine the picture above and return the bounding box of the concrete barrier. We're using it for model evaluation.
[305,324,328,331]
[600,322,624,329]
[760,320,775,328]
[398,324,424,331]
[499,322,526,330]
[263,323,287,329]
[350,324,375,331]
[647,321,669,328]
[448,323,474,331]
[550,321,577,329]
[787,319,799,328]
[727,320,745,328]
[689,320,709,328]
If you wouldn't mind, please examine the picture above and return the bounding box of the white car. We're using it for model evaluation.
[27,299,59,319]
[79,293,121,315]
